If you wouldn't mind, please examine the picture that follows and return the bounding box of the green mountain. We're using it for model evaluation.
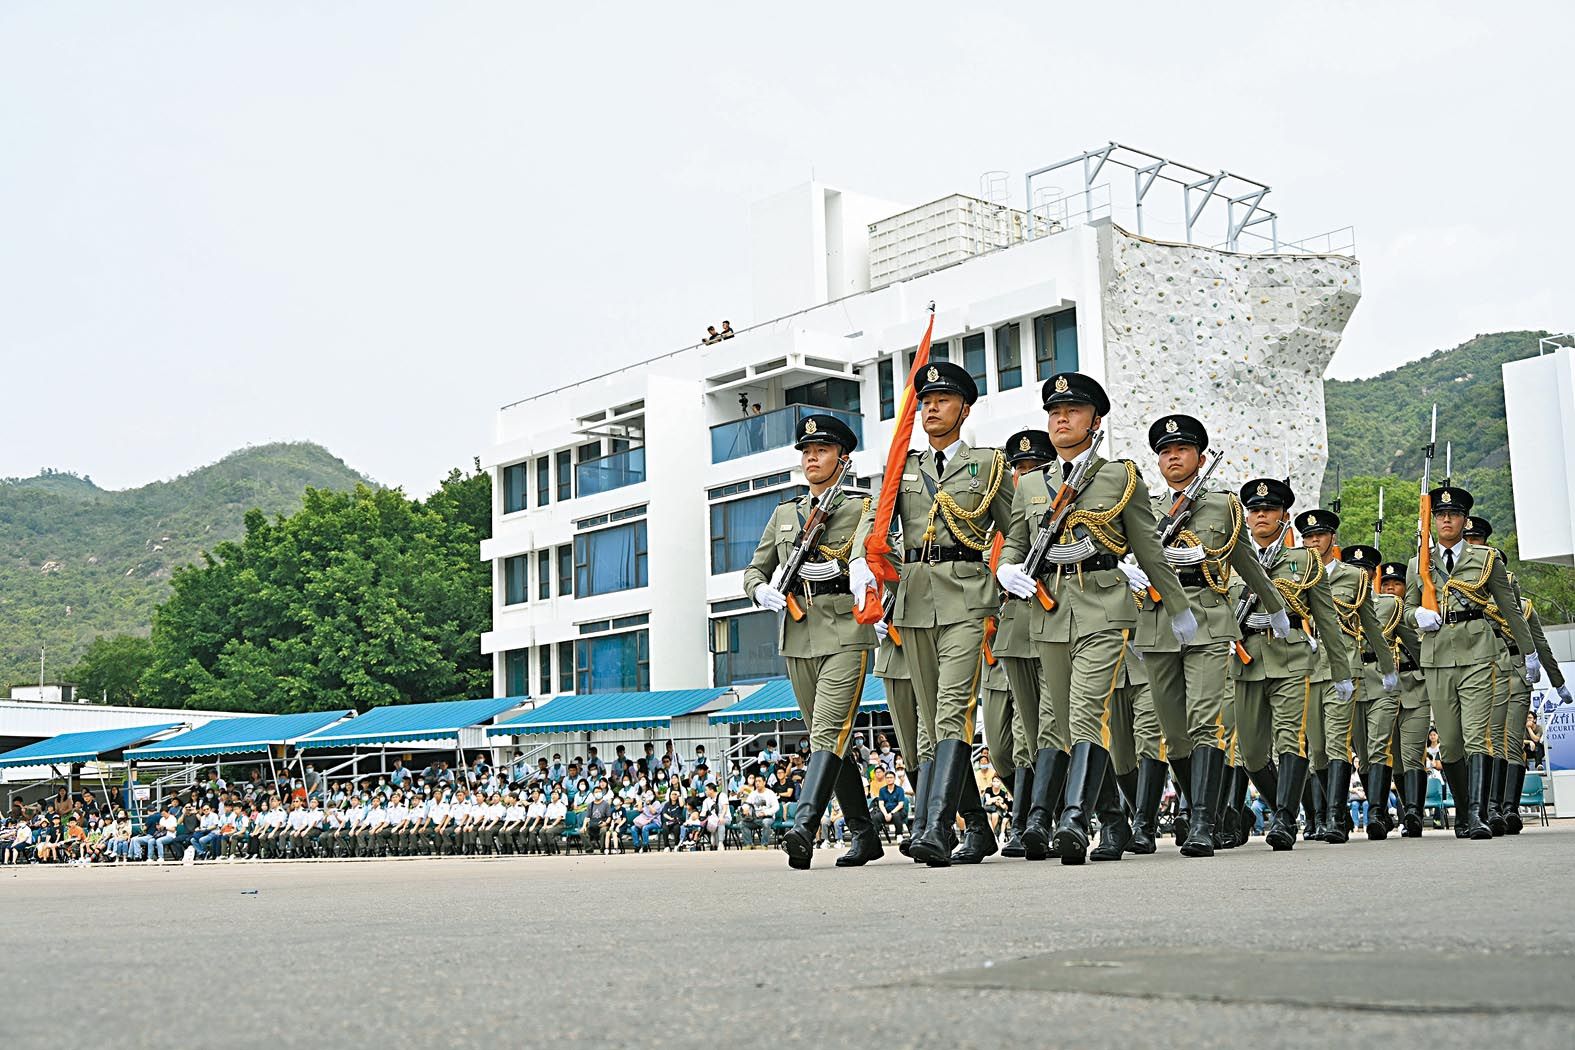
[0,443,374,689]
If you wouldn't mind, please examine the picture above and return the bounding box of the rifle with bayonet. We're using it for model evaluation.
[998,429,1106,621]
[1416,405,1439,613]
[777,455,851,623]
[1146,449,1224,605]
[1371,486,1385,586]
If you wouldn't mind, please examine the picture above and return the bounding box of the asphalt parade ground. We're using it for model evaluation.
[4,822,1572,1049]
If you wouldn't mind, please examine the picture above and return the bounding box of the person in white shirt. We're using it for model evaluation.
[499,794,527,854]
[358,799,388,857]
[428,794,454,856]
[285,801,313,858]
[741,777,779,847]
[194,806,224,860]
[150,807,180,862]
[540,791,567,855]
[384,794,412,856]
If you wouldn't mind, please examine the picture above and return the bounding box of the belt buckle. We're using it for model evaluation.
[923,541,940,565]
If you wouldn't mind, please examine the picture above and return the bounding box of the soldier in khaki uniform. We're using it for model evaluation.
[873,617,928,856]
[1295,510,1397,845]
[1088,640,1159,861]
[1405,485,1537,840]
[991,430,1054,859]
[1134,414,1288,858]
[996,372,1196,865]
[1341,545,1408,838]
[744,414,883,870]
[1227,478,1355,851]
[1377,563,1431,836]
[1461,516,1570,834]
[851,361,1015,867]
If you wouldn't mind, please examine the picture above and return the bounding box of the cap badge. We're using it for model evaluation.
[1054,376,1070,393]
[804,419,818,435]
[1440,491,1452,505]
[1256,481,1269,497]
[1165,419,1178,434]
[925,365,939,383]
[1018,436,1031,452]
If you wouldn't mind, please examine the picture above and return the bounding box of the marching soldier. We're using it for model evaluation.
[1088,640,1156,861]
[1295,510,1397,845]
[1227,478,1355,851]
[996,372,1197,865]
[1375,564,1431,836]
[745,413,884,870]
[1405,485,1537,840]
[851,361,1015,867]
[873,617,929,858]
[990,430,1055,859]
[1461,516,1569,834]
[1134,414,1289,858]
[1341,545,1407,838]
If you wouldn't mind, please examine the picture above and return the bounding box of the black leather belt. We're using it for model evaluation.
[903,546,978,565]
[1444,608,1483,624]
[1177,569,1209,588]
[1505,642,1521,656]
[1361,651,1377,664]
[801,576,850,597]
[1040,553,1120,575]
[1400,661,1419,674]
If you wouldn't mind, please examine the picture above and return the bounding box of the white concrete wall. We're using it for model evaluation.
[1503,347,1575,565]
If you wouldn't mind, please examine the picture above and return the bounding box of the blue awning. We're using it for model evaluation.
[708,676,888,725]
[295,697,525,750]
[487,688,734,737]
[0,723,184,769]
[125,710,352,761]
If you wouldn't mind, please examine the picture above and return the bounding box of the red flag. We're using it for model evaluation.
[855,310,935,623]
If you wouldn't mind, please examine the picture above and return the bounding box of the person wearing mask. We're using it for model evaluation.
[585,788,614,854]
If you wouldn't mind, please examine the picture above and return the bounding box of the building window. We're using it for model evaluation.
[995,323,1022,390]
[535,456,550,507]
[1034,307,1079,380]
[558,640,576,693]
[710,487,804,575]
[503,648,529,697]
[503,555,529,606]
[555,449,572,501]
[537,644,551,695]
[502,462,529,514]
[556,545,572,598]
[576,630,650,694]
[962,332,987,395]
[929,339,949,363]
[536,550,551,601]
[784,376,860,414]
[711,607,787,686]
[574,520,649,596]
[878,358,895,420]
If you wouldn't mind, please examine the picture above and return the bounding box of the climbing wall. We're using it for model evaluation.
[1099,225,1361,508]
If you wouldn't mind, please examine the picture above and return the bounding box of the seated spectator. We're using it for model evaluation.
[1348,771,1368,830]
[631,793,663,852]
[982,776,1010,835]
[3,818,34,864]
[193,804,224,859]
[720,320,734,339]
[1526,712,1545,769]
[584,788,614,854]
[877,770,909,842]
[703,325,722,345]
[820,794,845,848]
[541,789,567,854]
[659,789,686,851]
[740,776,778,847]
[680,801,706,849]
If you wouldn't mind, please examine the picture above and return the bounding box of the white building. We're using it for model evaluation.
[480,143,1362,700]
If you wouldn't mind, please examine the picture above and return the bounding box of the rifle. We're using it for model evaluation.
[998,430,1106,622]
[1416,405,1439,613]
[1230,524,1288,666]
[1329,464,1343,561]
[778,456,851,623]
[1371,486,1385,587]
[1148,450,1224,605]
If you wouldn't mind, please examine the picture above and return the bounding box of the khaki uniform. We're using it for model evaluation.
[1359,593,1422,768]
[1104,643,1162,775]
[989,599,1047,768]
[874,633,923,767]
[1311,559,1396,766]
[743,491,876,755]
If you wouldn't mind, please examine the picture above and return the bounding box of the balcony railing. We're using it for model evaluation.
[710,405,863,464]
[575,447,646,497]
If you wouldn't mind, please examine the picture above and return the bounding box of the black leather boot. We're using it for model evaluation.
[1168,754,1193,848]
[1128,757,1166,855]
[1402,768,1426,837]
[1442,759,1471,838]
[1266,753,1308,851]
[909,740,967,866]
[1022,748,1065,861]
[1305,766,1328,841]
[1487,758,1508,837]
[834,755,885,866]
[1053,743,1109,865]
[1466,753,1494,841]
[781,751,839,869]
[1002,767,1032,858]
[1324,759,1352,844]
[1181,745,1225,857]
[1224,767,1248,847]
[1211,760,1234,851]
[900,760,930,858]
[1365,763,1390,840]
[1504,764,1526,834]
[1247,762,1278,843]
[950,761,999,864]
[1089,765,1132,861]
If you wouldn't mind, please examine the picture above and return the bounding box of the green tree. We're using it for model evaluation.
[61,634,154,705]
[138,467,492,713]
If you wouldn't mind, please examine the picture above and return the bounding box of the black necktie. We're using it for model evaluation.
[1062,460,1073,481]
[1444,548,1455,574]
[934,450,946,477]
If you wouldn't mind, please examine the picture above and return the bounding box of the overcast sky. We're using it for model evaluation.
[2,2,1571,495]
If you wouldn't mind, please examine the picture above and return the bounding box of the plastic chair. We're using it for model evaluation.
[560,810,584,854]
[1520,774,1550,827]
[1424,777,1450,827]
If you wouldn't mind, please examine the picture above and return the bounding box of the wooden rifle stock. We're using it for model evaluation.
[1417,491,1438,612]
[785,594,806,622]
[1234,640,1253,665]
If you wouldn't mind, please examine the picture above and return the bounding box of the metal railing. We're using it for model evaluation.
[575,447,646,496]
[709,405,863,464]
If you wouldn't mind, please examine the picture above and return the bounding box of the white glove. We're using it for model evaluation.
[1415,608,1443,633]
[1558,684,1573,706]
[1170,608,1198,646]
[753,582,787,613]
[1269,609,1291,639]
[848,557,876,610]
[997,563,1037,600]
[874,620,889,643]
[1117,557,1150,594]
[1525,652,1541,685]
[1306,634,1319,653]
[1382,671,1399,694]
[1333,679,1355,703]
